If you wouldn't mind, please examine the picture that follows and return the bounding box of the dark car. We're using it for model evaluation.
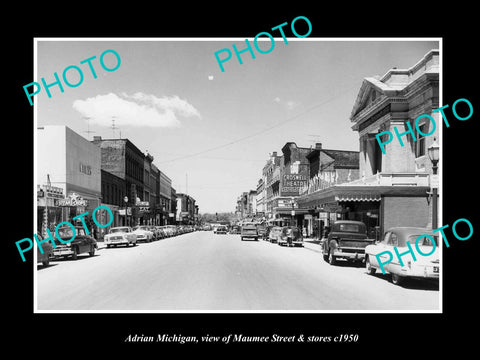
[53,226,97,260]
[214,225,228,234]
[36,233,54,266]
[257,223,268,239]
[241,223,258,241]
[322,220,374,265]
[277,226,303,247]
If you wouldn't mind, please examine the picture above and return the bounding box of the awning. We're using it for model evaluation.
[297,184,428,209]
[335,193,381,202]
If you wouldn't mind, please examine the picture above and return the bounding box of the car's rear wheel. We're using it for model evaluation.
[365,256,376,275]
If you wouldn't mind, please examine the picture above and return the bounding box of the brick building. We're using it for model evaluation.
[92,136,145,225]
[101,169,126,227]
[297,143,360,237]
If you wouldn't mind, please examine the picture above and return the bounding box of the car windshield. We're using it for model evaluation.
[135,226,149,231]
[110,227,129,233]
[407,234,438,247]
[56,227,84,238]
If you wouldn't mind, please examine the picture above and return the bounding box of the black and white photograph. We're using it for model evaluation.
[7,6,478,354]
[33,38,442,312]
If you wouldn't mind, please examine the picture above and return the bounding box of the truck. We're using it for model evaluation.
[322,220,374,265]
[240,222,259,241]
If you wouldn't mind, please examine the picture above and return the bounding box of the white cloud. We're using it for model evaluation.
[72,92,201,128]
[273,97,281,103]
[208,75,214,80]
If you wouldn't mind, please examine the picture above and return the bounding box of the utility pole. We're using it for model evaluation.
[111,117,119,138]
[83,116,95,140]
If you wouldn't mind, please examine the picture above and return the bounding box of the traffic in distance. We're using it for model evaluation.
[37,219,439,287]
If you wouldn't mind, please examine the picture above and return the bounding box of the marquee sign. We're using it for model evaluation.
[58,193,88,207]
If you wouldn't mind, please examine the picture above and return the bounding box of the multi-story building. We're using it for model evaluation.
[263,152,282,218]
[296,49,439,239]
[266,142,311,225]
[176,193,196,225]
[159,171,172,225]
[101,169,126,227]
[170,187,177,224]
[92,136,144,225]
[37,125,101,234]
[297,142,360,237]
[255,178,265,217]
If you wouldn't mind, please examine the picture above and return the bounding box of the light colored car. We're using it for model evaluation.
[132,225,154,243]
[104,226,137,248]
[277,226,303,247]
[267,226,282,243]
[365,227,440,285]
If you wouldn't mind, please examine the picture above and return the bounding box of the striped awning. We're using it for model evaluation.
[335,193,381,202]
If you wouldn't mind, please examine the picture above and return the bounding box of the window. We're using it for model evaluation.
[415,123,427,157]
[387,232,398,246]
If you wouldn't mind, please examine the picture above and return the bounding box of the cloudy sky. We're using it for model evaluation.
[36,39,439,213]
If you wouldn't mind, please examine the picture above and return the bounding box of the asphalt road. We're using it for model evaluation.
[36,231,440,311]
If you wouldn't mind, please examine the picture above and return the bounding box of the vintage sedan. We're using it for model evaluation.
[104,226,137,248]
[132,225,154,243]
[278,226,304,247]
[365,227,440,285]
[53,226,97,260]
[214,225,228,234]
[36,233,54,266]
[322,220,374,265]
[267,226,282,243]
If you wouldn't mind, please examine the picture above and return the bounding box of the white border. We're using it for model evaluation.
[33,37,443,314]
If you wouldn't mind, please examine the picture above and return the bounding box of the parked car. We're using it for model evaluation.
[229,225,240,234]
[257,223,268,239]
[322,220,374,265]
[241,222,259,241]
[52,226,97,260]
[277,226,303,247]
[267,226,282,243]
[155,226,166,239]
[132,225,154,243]
[104,226,137,247]
[36,233,54,266]
[215,225,228,234]
[365,227,440,285]
[146,226,157,240]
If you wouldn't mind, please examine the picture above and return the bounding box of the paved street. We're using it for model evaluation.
[36,231,439,311]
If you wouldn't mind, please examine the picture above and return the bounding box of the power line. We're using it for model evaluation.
[156,84,358,164]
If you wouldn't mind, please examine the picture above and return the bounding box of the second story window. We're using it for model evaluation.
[415,123,427,158]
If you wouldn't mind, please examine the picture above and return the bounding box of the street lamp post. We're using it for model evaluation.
[290,197,296,227]
[428,138,440,229]
[124,196,128,226]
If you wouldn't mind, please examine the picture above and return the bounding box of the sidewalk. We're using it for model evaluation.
[96,241,107,250]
